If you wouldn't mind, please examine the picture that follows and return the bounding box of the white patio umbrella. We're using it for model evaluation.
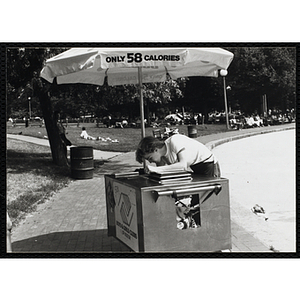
[40,47,234,137]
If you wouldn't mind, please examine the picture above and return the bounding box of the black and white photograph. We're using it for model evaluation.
[4,45,296,255]
[1,3,299,300]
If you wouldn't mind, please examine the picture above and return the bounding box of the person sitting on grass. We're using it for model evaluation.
[80,127,96,140]
[135,134,220,177]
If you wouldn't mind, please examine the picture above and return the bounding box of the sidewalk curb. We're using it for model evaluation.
[205,125,295,150]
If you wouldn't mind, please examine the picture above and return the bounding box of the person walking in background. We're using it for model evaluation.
[107,115,112,128]
[7,211,12,252]
[53,111,72,159]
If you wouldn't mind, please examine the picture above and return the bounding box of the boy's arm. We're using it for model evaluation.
[147,150,189,173]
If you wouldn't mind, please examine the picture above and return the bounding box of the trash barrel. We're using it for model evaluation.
[187,125,197,138]
[153,129,162,139]
[70,146,94,179]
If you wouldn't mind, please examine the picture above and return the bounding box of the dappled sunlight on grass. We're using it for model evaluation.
[7,139,72,226]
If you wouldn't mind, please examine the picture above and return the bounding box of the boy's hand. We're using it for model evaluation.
[147,165,157,173]
[144,161,157,174]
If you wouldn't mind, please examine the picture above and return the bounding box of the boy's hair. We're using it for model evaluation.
[82,127,86,130]
[135,136,164,163]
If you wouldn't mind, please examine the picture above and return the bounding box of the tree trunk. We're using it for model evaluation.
[33,78,69,167]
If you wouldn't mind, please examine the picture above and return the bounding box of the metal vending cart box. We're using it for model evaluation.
[105,173,231,252]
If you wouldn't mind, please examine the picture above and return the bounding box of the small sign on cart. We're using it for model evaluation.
[113,182,139,252]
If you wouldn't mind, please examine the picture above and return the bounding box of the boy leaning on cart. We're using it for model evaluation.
[136,134,221,177]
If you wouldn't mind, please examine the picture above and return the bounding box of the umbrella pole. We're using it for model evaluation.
[138,67,146,138]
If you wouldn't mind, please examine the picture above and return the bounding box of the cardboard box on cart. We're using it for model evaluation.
[105,173,231,252]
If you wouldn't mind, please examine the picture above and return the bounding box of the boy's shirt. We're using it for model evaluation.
[164,134,216,167]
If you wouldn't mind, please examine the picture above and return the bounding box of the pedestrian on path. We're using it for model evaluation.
[54,111,72,158]
[7,211,12,252]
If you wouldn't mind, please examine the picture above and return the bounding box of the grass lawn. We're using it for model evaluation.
[7,122,229,152]
[6,139,72,226]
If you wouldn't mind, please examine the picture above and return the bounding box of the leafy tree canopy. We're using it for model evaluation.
[6,46,296,120]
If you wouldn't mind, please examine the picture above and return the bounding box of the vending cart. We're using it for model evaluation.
[105,172,231,252]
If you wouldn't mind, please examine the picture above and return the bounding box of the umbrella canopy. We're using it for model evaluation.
[40,47,234,136]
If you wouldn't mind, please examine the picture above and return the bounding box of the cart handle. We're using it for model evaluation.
[152,184,222,202]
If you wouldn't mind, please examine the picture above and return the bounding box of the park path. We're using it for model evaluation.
[213,129,295,252]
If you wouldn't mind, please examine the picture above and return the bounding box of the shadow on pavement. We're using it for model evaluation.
[93,159,140,176]
[11,229,133,253]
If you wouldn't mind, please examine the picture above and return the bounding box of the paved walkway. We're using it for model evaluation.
[8,123,295,253]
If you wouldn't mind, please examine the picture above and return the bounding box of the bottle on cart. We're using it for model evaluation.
[177,218,190,230]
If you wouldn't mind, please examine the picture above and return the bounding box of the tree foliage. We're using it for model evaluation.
[225,47,296,113]
[7,46,296,121]
[7,47,70,118]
